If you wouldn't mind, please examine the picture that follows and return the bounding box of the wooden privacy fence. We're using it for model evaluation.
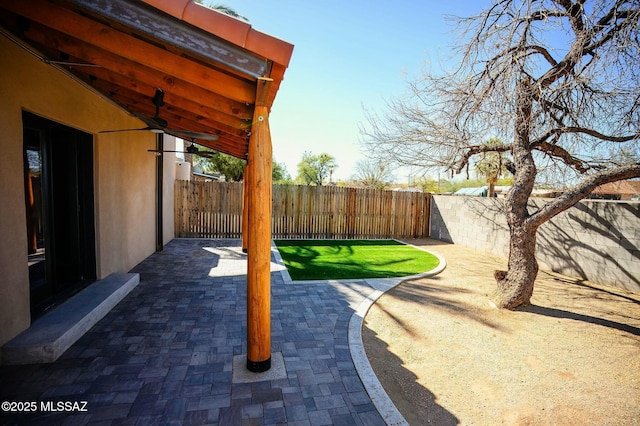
[175,181,431,239]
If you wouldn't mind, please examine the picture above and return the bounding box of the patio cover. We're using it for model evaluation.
[0,0,294,372]
[0,0,293,158]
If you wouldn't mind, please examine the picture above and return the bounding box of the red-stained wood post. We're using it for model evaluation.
[246,78,273,372]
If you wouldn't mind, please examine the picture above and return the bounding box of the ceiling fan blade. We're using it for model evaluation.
[151,116,168,129]
[101,89,218,141]
[148,149,184,153]
[147,149,215,159]
[195,151,215,158]
[99,126,152,134]
[165,129,219,141]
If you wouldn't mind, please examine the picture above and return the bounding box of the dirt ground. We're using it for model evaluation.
[363,239,640,426]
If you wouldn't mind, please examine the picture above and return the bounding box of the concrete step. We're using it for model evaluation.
[1,272,139,365]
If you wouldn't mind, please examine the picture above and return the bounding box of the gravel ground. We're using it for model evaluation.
[363,239,640,426]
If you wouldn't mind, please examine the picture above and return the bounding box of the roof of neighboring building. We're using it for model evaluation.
[454,186,488,196]
[591,180,640,196]
[0,0,294,159]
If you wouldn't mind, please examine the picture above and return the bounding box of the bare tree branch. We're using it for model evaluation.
[532,127,640,146]
[529,164,640,227]
[455,143,512,174]
[534,140,592,172]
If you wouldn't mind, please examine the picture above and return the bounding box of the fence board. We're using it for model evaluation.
[174,181,431,239]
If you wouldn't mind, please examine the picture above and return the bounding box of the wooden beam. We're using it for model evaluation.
[246,78,273,372]
[88,82,250,152]
[2,0,256,102]
[101,87,249,143]
[195,138,248,160]
[23,22,254,120]
[95,89,249,156]
[84,66,252,130]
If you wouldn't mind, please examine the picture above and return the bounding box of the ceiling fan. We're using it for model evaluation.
[148,142,216,158]
[100,89,219,141]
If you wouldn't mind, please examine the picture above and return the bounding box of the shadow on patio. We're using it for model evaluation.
[0,238,440,425]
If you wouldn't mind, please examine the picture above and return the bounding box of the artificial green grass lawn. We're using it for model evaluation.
[274,239,440,280]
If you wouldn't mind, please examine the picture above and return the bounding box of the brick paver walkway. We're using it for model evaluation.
[0,239,389,425]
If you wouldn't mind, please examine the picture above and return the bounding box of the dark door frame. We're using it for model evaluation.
[23,111,97,318]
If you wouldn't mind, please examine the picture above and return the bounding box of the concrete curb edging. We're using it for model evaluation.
[271,239,447,425]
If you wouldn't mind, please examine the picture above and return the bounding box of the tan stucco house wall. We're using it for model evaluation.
[0,35,175,346]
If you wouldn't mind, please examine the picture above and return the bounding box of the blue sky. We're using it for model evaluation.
[217,1,486,181]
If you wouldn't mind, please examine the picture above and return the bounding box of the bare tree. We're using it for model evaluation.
[353,159,394,189]
[362,0,640,309]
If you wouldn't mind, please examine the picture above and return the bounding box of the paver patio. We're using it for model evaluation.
[0,239,394,425]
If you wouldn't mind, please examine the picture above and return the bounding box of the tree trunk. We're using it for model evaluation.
[493,76,539,309]
[488,181,495,198]
[493,223,538,309]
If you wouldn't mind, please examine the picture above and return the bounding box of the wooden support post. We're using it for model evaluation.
[242,163,249,253]
[246,78,273,372]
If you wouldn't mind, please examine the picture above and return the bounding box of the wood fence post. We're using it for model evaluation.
[246,78,273,372]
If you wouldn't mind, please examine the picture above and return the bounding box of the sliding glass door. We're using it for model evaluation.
[23,112,96,318]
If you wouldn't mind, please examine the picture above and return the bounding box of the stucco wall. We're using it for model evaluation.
[430,195,640,293]
[163,137,177,247]
[0,35,174,345]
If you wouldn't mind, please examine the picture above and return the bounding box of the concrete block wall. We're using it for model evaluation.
[430,195,640,293]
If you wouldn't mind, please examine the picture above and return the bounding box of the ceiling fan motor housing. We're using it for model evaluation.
[152,89,165,107]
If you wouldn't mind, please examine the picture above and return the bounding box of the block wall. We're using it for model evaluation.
[430,195,640,293]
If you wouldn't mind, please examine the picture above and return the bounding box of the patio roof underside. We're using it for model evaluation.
[0,0,293,159]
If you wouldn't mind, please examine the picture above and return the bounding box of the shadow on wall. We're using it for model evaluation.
[429,201,453,243]
[537,201,640,291]
[462,196,507,234]
[430,195,508,255]
[430,195,640,293]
